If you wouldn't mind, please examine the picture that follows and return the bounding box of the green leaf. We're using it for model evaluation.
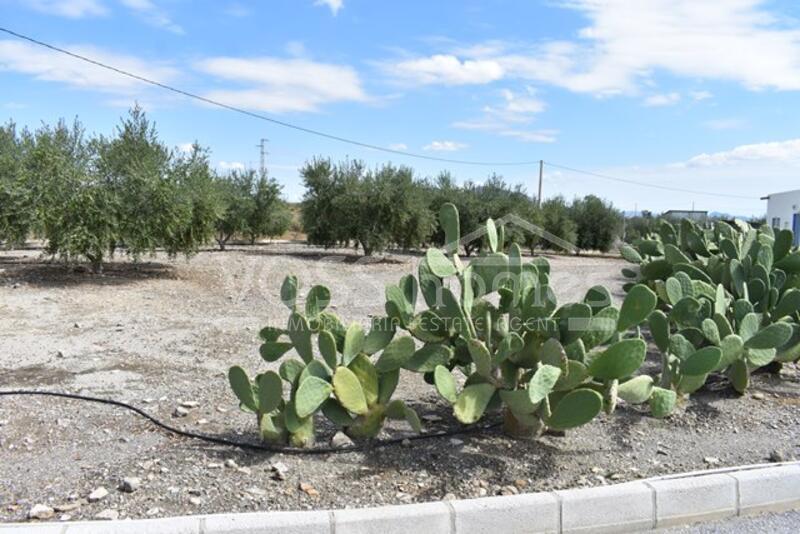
[342,322,365,365]
[773,289,800,320]
[650,387,677,418]
[404,343,453,373]
[426,247,458,278]
[718,334,744,370]
[318,330,338,369]
[454,383,496,424]
[228,366,257,412]
[281,275,299,310]
[260,341,293,362]
[618,284,657,331]
[582,306,619,350]
[648,310,670,353]
[587,339,646,380]
[547,389,603,430]
[287,312,314,363]
[348,354,379,406]
[256,371,282,414]
[440,202,460,251]
[467,339,493,378]
[434,365,458,404]
[305,285,331,317]
[528,365,562,404]
[375,336,416,372]
[620,244,643,264]
[486,218,498,253]
[378,369,400,405]
[332,367,368,415]
[701,318,721,345]
[728,359,749,394]
[279,359,305,384]
[295,376,333,418]
[681,346,723,376]
[617,375,654,404]
[744,322,794,350]
[738,313,760,342]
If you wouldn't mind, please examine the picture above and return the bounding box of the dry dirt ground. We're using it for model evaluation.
[0,244,798,523]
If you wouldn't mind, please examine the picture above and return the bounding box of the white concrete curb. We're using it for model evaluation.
[2,462,798,534]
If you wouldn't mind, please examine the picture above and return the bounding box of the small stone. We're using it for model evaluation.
[422,414,443,423]
[59,514,72,521]
[401,439,412,448]
[173,407,189,418]
[54,503,81,513]
[703,456,720,465]
[95,509,119,521]
[197,419,209,425]
[246,487,267,496]
[189,497,202,506]
[590,466,604,474]
[609,473,624,481]
[331,431,354,448]
[187,488,202,496]
[752,392,766,400]
[179,401,199,408]
[207,463,223,469]
[271,462,289,480]
[442,493,456,501]
[119,477,141,493]
[299,482,319,497]
[56,350,65,358]
[224,459,239,469]
[449,438,464,446]
[73,322,80,329]
[146,507,161,516]
[514,479,527,489]
[28,504,54,520]
[769,450,787,463]
[499,485,519,496]
[88,487,109,502]
[477,487,488,497]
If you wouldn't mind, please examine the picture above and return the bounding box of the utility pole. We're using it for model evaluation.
[537,160,544,207]
[256,138,269,177]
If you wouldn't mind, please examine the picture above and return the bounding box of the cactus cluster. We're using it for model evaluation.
[621,218,800,410]
[229,203,676,446]
[229,277,420,446]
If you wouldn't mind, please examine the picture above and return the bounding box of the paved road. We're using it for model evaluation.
[662,510,800,532]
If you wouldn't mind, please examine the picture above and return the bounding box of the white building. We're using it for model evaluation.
[762,189,800,245]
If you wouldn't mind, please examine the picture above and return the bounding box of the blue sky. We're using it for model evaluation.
[2,0,800,216]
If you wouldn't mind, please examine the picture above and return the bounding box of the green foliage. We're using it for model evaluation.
[620,217,800,405]
[300,158,433,256]
[540,196,577,252]
[0,107,226,270]
[570,195,623,252]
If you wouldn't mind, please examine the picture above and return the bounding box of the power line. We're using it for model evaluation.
[0,27,541,167]
[545,161,757,200]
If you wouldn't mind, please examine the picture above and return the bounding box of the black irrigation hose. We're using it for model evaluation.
[0,390,502,455]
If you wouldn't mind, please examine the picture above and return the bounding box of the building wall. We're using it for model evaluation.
[766,189,800,244]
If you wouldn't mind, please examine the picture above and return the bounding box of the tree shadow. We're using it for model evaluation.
[0,258,178,288]
[240,248,406,265]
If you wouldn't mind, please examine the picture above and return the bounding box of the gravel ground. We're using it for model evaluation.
[663,510,800,533]
[1,243,799,524]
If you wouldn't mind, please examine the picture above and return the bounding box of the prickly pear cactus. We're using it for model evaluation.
[620,218,799,407]
[228,280,421,447]
[389,203,656,438]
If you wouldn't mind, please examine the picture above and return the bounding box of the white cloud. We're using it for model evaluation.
[120,0,184,34]
[218,161,246,172]
[389,54,504,85]
[643,92,681,107]
[177,142,195,154]
[384,1,800,95]
[453,88,555,143]
[424,140,467,152]
[703,118,746,130]
[690,90,713,101]
[196,57,367,113]
[0,40,178,94]
[314,0,343,15]
[388,143,408,150]
[685,139,800,167]
[27,0,107,18]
